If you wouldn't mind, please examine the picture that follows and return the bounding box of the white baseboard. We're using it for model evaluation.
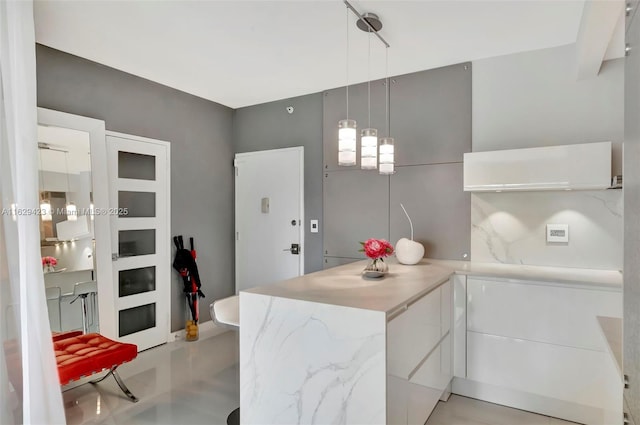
[452,377,603,425]
[168,319,228,342]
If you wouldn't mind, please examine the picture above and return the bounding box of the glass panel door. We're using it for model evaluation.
[107,133,169,351]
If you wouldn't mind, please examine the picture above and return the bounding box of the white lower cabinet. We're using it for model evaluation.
[387,280,452,425]
[408,333,452,423]
[454,277,622,425]
[466,278,621,350]
[388,285,442,379]
[467,332,605,408]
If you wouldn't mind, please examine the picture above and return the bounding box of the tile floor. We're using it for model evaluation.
[62,328,574,425]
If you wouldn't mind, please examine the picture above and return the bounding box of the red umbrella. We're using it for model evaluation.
[172,236,204,324]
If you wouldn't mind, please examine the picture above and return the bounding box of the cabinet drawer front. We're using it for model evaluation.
[388,287,441,378]
[410,333,451,392]
[453,274,467,378]
[441,280,451,335]
[467,332,606,408]
[467,278,621,350]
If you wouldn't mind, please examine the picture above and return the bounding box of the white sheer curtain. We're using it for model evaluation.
[0,1,66,423]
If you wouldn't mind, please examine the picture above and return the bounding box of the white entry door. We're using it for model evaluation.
[106,132,170,351]
[235,147,304,292]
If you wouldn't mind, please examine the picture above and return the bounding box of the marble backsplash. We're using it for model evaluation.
[471,190,622,270]
[41,237,94,272]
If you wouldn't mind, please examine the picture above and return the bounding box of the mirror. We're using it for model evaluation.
[37,112,104,334]
[38,124,93,245]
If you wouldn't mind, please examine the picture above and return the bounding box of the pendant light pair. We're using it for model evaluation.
[38,147,52,222]
[38,145,77,222]
[338,3,394,175]
[64,151,77,221]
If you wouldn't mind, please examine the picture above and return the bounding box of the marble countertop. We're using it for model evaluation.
[428,259,622,289]
[245,259,454,315]
[245,258,621,315]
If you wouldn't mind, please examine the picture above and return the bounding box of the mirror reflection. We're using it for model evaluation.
[37,124,98,333]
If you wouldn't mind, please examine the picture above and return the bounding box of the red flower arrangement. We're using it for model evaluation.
[360,239,394,275]
[42,256,57,266]
[360,239,394,261]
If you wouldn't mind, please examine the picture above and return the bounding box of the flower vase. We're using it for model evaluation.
[362,258,388,278]
[43,264,55,273]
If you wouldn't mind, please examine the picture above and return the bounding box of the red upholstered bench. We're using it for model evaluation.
[54,333,139,402]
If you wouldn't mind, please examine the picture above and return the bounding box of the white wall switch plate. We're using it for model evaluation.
[546,224,569,243]
[310,219,319,233]
[260,197,269,214]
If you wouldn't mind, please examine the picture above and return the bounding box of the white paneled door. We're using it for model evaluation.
[234,147,304,293]
[107,132,170,352]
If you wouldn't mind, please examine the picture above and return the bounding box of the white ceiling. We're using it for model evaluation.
[34,0,619,109]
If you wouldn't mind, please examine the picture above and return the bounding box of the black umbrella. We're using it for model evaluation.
[172,235,205,323]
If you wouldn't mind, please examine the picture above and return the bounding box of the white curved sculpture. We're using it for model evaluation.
[396,237,425,265]
[395,204,425,265]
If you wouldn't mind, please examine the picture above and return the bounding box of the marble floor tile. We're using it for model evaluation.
[63,329,239,425]
[62,328,574,425]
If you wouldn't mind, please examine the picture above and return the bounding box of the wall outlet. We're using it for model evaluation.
[310,219,319,233]
[546,224,569,243]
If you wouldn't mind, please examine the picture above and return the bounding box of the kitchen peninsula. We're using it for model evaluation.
[239,259,622,425]
[240,259,453,425]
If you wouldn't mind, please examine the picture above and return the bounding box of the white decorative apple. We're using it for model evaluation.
[395,237,425,265]
[395,203,425,265]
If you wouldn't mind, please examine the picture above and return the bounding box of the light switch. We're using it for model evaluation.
[546,224,569,243]
[310,219,319,233]
[261,197,269,214]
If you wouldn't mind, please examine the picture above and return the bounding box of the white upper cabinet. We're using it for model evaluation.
[463,141,612,192]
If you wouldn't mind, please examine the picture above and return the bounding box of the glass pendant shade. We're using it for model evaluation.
[338,119,357,166]
[379,137,395,175]
[66,202,77,221]
[40,200,52,221]
[361,128,378,170]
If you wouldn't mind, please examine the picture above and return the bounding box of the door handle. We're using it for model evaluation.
[283,243,300,255]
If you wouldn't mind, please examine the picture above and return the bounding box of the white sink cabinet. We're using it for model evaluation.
[454,276,623,425]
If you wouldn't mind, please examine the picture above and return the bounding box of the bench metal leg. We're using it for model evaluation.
[90,366,139,402]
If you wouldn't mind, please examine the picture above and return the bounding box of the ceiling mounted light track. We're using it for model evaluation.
[356,13,383,33]
[343,1,390,47]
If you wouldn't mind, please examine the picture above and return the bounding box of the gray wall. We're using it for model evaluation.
[625,10,640,424]
[323,64,472,265]
[36,44,235,332]
[233,93,324,273]
[473,44,623,174]
[471,45,624,269]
